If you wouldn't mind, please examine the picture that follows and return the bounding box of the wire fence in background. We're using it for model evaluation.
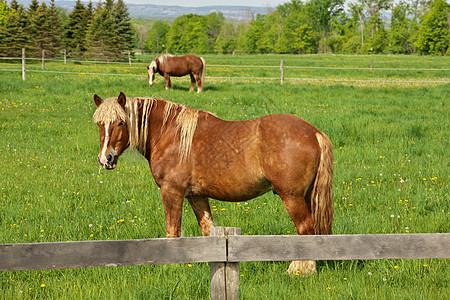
[1,50,449,88]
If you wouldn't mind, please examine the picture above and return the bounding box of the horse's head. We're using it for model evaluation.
[147,60,157,87]
[93,92,130,170]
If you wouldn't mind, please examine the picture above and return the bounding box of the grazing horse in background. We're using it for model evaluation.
[147,54,206,92]
[93,92,333,274]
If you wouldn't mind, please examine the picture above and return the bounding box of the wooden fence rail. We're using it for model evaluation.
[1,229,449,300]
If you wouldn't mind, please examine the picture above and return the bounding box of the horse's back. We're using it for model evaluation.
[164,55,203,75]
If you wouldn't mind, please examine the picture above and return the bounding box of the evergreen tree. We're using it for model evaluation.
[415,0,450,55]
[86,2,117,61]
[0,0,11,26]
[0,2,28,57]
[28,0,62,58]
[26,0,41,57]
[46,0,63,57]
[63,0,90,58]
[9,0,20,11]
[112,0,135,56]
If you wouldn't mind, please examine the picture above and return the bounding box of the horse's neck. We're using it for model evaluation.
[146,99,178,144]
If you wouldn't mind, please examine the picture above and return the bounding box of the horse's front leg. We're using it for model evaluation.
[160,187,184,237]
[188,197,216,236]
[164,74,172,90]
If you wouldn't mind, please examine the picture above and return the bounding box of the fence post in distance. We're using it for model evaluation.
[210,227,241,300]
[42,50,45,70]
[280,56,284,85]
[22,48,26,81]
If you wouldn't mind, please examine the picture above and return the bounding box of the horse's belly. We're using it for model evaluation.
[188,173,272,202]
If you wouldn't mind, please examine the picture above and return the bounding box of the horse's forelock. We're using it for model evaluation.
[148,61,157,73]
[93,97,127,125]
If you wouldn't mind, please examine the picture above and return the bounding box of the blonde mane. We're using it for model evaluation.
[156,53,174,64]
[93,96,200,160]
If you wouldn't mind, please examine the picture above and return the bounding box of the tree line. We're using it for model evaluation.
[0,0,449,60]
[0,0,134,60]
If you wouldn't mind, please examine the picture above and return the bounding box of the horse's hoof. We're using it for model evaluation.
[286,260,316,276]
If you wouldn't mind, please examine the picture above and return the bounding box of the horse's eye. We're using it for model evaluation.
[118,121,124,127]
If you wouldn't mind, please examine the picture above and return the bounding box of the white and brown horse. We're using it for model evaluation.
[93,92,333,274]
[147,54,206,92]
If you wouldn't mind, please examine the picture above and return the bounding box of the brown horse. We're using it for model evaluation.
[93,92,333,274]
[147,54,206,92]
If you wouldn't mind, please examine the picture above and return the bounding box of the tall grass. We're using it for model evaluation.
[0,55,449,299]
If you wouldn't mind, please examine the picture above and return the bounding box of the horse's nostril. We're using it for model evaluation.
[107,154,113,162]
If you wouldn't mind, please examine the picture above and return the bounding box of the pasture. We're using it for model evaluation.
[0,54,449,299]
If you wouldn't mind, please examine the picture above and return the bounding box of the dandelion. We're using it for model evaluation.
[394,266,399,269]
[117,219,124,223]
[40,284,46,288]
[423,264,427,267]
[188,264,192,268]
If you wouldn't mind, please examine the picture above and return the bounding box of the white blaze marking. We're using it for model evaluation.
[100,123,110,165]
[148,62,156,85]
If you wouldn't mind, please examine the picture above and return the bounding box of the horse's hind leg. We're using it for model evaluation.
[278,191,316,275]
[193,73,202,93]
[188,197,216,236]
[189,74,196,92]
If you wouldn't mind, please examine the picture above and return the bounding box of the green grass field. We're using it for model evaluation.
[0,54,449,299]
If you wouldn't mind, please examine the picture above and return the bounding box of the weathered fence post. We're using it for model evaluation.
[128,51,131,66]
[64,49,67,65]
[22,48,26,81]
[42,50,45,70]
[210,227,241,300]
[280,56,284,85]
[370,48,373,70]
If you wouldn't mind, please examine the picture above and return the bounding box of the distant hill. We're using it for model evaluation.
[14,1,270,21]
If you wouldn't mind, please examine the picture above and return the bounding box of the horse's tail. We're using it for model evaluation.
[311,131,334,235]
[200,57,206,91]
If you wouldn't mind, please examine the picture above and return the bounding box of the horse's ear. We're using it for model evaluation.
[117,92,126,109]
[94,94,103,107]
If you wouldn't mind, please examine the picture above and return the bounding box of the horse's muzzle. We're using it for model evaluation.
[98,154,118,170]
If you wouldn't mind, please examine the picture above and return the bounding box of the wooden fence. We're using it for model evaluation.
[1,227,449,300]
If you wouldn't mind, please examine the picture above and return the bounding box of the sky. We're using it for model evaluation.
[122,0,290,7]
